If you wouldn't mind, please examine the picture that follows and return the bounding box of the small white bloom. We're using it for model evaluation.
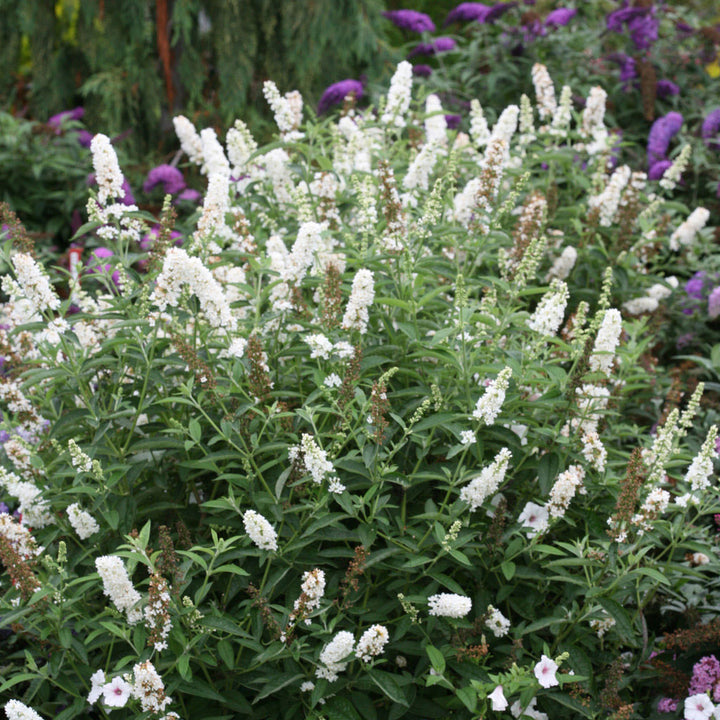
[324,373,342,388]
[4,700,45,720]
[534,655,559,688]
[518,501,549,538]
[300,681,315,692]
[489,685,508,711]
[316,630,355,682]
[88,669,106,704]
[460,430,476,446]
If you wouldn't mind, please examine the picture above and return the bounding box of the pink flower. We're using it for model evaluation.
[534,654,559,688]
[102,676,132,708]
[489,685,508,711]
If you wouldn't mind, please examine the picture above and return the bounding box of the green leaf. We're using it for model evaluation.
[189,417,202,443]
[217,639,235,669]
[213,564,250,577]
[253,672,304,703]
[325,695,363,720]
[368,669,409,706]
[425,644,446,674]
[597,597,634,640]
[501,560,516,580]
[456,685,477,713]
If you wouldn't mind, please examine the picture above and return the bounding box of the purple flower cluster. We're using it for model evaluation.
[382,9,435,33]
[443,2,515,26]
[702,108,720,151]
[545,8,577,28]
[606,1,659,50]
[408,37,457,58]
[646,111,683,169]
[87,247,121,288]
[412,64,433,77]
[48,106,85,129]
[143,164,186,195]
[607,52,637,89]
[689,655,720,700]
[656,79,680,99]
[317,79,364,115]
[682,271,720,319]
[657,698,678,713]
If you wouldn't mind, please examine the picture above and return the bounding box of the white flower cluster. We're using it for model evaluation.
[460,447,512,511]
[546,246,577,281]
[485,605,510,637]
[589,165,631,226]
[289,433,334,484]
[95,555,143,624]
[195,171,230,243]
[490,105,519,146]
[511,697,548,720]
[0,467,53,529]
[173,115,203,165]
[472,367,512,425]
[67,503,100,540]
[2,253,61,316]
[200,127,230,177]
[356,624,390,662]
[150,248,236,330]
[316,630,355,681]
[546,464,586,518]
[294,568,326,618]
[669,207,710,251]
[531,63,557,121]
[589,612,616,638]
[342,268,375,334]
[424,94,447,146]
[0,512,41,560]
[633,487,671,533]
[589,308,622,375]
[469,99,490,147]
[243,509,278,551]
[90,133,126,204]
[622,276,677,315]
[132,661,173,714]
[527,279,569,337]
[226,118,258,175]
[550,85,572,138]
[144,573,173,652]
[581,86,608,154]
[428,592,472,618]
[580,431,607,472]
[263,81,303,140]
[4,700,45,720]
[68,438,92,472]
[568,383,610,435]
[381,61,413,128]
[659,143,691,192]
[684,425,718,491]
[518,93,536,147]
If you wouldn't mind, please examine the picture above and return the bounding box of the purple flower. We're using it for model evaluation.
[120,179,135,206]
[545,8,576,27]
[689,656,720,695]
[0,431,8,445]
[444,2,493,25]
[408,37,457,57]
[657,698,678,713]
[175,188,201,204]
[676,21,694,37]
[87,247,121,287]
[412,64,433,77]
[382,9,435,33]
[0,501,8,514]
[685,271,707,300]
[143,164,186,195]
[444,114,462,129]
[656,79,680,98]
[646,111,683,167]
[676,332,694,349]
[628,12,658,50]
[702,108,720,151]
[606,3,647,33]
[486,2,516,22]
[709,287,720,319]
[647,160,671,180]
[77,130,93,148]
[317,79,364,115]
[48,106,85,129]
[607,53,637,87]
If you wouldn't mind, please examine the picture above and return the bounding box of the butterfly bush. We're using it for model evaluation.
[0,60,718,719]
